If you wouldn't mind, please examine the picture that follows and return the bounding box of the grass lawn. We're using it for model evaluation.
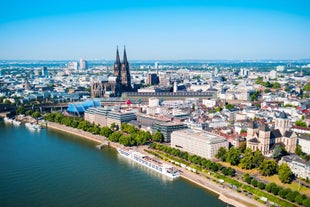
[218,161,259,175]
[259,175,310,197]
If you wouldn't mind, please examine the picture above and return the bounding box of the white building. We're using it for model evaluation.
[67,61,78,70]
[202,99,217,108]
[269,70,277,79]
[171,129,228,159]
[279,155,310,179]
[297,134,310,155]
[80,59,88,70]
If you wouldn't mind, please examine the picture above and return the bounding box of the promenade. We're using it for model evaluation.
[46,122,265,207]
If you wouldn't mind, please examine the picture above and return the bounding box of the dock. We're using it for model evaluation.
[96,141,110,150]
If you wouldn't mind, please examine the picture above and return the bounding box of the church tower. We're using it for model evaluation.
[275,111,290,136]
[258,123,271,155]
[120,46,131,91]
[113,47,121,78]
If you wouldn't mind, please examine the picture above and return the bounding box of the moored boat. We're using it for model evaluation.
[117,147,180,179]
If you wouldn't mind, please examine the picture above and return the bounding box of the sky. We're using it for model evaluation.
[0,0,310,60]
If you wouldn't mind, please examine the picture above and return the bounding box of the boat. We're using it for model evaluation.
[117,148,180,179]
[25,122,35,130]
[12,120,21,126]
[4,117,13,124]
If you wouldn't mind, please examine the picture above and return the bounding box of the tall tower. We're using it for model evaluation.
[258,123,271,155]
[113,47,121,78]
[275,111,290,136]
[121,46,131,91]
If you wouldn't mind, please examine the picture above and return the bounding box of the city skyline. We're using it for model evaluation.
[1,0,310,60]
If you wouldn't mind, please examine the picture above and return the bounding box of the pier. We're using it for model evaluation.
[96,141,110,150]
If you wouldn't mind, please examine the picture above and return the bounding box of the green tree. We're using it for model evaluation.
[295,194,304,205]
[304,198,310,207]
[25,110,33,116]
[259,159,278,176]
[264,88,271,93]
[226,103,234,110]
[295,145,303,156]
[100,126,113,138]
[32,111,41,120]
[16,106,25,115]
[278,163,293,184]
[108,132,122,142]
[215,147,228,161]
[226,147,241,166]
[215,106,222,112]
[152,131,163,142]
[257,182,265,190]
[295,119,307,127]
[272,82,281,89]
[303,83,310,91]
[273,145,288,160]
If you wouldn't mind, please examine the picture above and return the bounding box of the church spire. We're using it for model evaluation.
[123,46,128,65]
[113,46,121,77]
[115,46,121,64]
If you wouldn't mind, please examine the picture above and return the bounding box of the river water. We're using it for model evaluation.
[0,121,227,207]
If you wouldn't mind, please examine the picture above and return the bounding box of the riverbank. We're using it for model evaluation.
[46,122,265,207]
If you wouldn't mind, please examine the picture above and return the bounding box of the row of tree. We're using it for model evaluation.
[215,145,294,184]
[244,174,310,206]
[150,143,309,206]
[149,143,236,176]
[44,112,164,146]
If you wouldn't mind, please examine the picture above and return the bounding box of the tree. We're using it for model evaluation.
[100,126,113,138]
[257,182,265,190]
[259,159,278,176]
[25,110,33,116]
[295,194,304,205]
[303,83,310,91]
[304,198,310,207]
[278,163,293,184]
[226,103,234,110]
[295,119,307,127]
[152,131,163,142]
[240,148,255,169]
[272,82,281,89]
[272,145,288,160]
[108,132,122,142]
[215,106,222,112]
[295,145,303,156]
[215,147,228,161]
[239,142,247,153]
[226,147,241,166]
[16,106,25,115]
[251,179,258,187]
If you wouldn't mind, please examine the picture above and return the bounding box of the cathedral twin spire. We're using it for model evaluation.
[113,46,131,91]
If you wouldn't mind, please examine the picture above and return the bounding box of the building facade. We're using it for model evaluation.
[279,155,310,179]
[171,129,228,159]
[247,112,297,155]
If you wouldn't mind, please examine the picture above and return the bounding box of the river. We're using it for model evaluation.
[0,121,227,207]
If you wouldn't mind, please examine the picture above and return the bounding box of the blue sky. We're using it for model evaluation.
[0,0,310,60]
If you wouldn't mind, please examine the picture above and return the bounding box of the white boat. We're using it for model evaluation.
[4,117,13,124]
[12,120,21,126]
[117,148,180,179]
[25,123,36,131]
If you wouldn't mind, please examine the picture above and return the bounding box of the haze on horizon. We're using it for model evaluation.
[0,0,310,61]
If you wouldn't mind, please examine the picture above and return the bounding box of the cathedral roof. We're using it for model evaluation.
[270,129,282,138]
[248,138,260,143]
[284,131,294,138]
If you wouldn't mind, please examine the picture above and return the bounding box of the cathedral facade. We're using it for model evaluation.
[91,47,132,97]
[246,111,297,155]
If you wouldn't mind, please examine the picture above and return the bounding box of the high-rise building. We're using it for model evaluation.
[67,61,78,70]
[42,67,48,78]
[147,73,159,85]
[80,59,88,70]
